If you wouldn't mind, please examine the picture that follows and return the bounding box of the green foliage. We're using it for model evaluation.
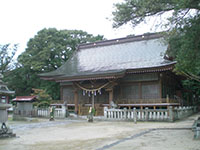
[4,67,30,96]
[166,15,200,95]
[32,88,52,101]
[182,80,200,96]
[112,0,200,28]
[37,101,50,108]
[18,28,104,72]
[165,14,200,80]
[0,44,18,74]
[6,28,104,99]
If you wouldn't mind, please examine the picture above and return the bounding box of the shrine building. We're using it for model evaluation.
[39,33,186,115]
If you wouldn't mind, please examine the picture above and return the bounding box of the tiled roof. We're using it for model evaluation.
[12,96,37,102]
[39,33,175,81]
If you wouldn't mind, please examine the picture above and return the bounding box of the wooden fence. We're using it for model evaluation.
[13,107,66,118]
[104,106,198,122]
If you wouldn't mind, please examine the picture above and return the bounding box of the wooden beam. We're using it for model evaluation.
[74,90,78,114]
[92,94,95,109]
[72,82,79,114]
[78,104,81,115]
[107,88,113,108]
[105,80,118,108]
[159,73,162,98]
[60,86,63,101]
[139,82,142,99]
[6,95,9,104]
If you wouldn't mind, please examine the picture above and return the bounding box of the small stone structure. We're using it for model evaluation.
[0,73,15,138]
[192,117,200,140]
[12,96,38,120]
[13,96,37,114]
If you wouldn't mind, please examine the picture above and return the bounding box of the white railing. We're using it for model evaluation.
[37,108,49,117]
[14,107,66,118]
[37,108,66,118]
[104,108,169,121]
[173,106,197,120]
[104,106,198,122]
[54,108,66,118]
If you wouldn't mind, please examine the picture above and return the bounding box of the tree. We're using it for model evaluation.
[112,0,200,29]
[8,28,104,99]
[18,28,104,72]
[166,15,200,81]
[32,88,52,101]
[31,88,52,107]
[0,44,17,74]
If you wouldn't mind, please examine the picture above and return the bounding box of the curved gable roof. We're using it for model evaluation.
[39,33,175,81]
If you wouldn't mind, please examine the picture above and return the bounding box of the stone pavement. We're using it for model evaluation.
[1,113,200,150]
[9,119,83,131]
[97,113,200,150]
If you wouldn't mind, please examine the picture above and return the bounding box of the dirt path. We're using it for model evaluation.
[0,114,199,150]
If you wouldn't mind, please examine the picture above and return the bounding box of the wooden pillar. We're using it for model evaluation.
[92,94,95,109]
[6,95,9,104]
[159,73,162,99]
[187,95,190,105]
[78,105,81,115]
[139,82,142,99]
[108,89,113,108]
[74,90,78,114]
[60,86,63,100]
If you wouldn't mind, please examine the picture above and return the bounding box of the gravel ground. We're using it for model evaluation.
[0,113,199,150]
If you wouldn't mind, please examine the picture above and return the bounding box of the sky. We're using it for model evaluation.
[0,0,162,56]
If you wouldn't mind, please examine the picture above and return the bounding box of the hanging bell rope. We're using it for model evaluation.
[74,81,110,93]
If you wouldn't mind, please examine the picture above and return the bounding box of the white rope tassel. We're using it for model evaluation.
[94,91,96,96]
[98,89,101,95]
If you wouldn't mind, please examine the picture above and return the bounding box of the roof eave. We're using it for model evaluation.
[0,91,15,95]
[12,100,36,102]
[55,72,126,82]
[127,63,176,74]
[49,63,175,82]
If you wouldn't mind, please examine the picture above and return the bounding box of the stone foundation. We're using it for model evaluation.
[0,128,16,139]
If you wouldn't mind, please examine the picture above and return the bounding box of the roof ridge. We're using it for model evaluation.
[15,95,36,97]
[78,32,163,50]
